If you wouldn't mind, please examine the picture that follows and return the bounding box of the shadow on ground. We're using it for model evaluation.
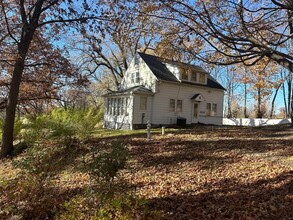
[147,171,293,220]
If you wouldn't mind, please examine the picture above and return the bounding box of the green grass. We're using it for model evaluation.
[94,127,180,138]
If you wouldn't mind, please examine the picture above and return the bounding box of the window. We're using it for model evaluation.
[121,98,124,115]
[113,98,117,115]
[212,103,217,116]
[169,99,175,112]
[135,72,140,83]
[177,100,183,112]
[125,97,129,115]
[117,98,121,115]
[180,69,188,80]
[140,96,147,111]
[206,103,217,116]
[131,72,135,83]
[199,73,205,83]
[110,98,113,115]
[169,99,183,112]
[107,98,110,114]
[191,71,197,81]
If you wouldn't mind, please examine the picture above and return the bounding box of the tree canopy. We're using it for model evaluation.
[145,0,293,71]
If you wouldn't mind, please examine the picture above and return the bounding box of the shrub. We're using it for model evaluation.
[2,139,81,219]
[13,106,103,147]
[84,141,128,184]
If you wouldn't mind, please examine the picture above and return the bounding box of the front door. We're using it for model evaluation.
[192,102,199,123]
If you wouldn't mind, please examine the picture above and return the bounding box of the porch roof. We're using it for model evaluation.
[102,85,154,97]
[191,93,205,102]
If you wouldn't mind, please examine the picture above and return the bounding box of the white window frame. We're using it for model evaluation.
[180,69,188,81]
[169,99,175,112]
[131,72,135,84]
[135,72,140,83]
[121,98,125,115]
[125,97,129,115]
[169,99,183,113]
[176,99,183,112]
[110,98,113,115]
[191,70,197,82]
[206,103,217,116]
[199,73,206,84]
[117,98,121,115]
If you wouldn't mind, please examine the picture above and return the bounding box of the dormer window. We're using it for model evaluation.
[199,73,205,83]
[179,67,207,84]
[191,70,197,82]
[180,69,188,80]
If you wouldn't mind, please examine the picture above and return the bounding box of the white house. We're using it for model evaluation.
[103,52,225,129]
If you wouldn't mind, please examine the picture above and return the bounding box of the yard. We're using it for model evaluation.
[124,125,293,219]
[1,125,292,219]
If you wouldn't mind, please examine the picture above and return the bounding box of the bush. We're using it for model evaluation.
[0,106,156,219]
[85,141,128,183]
[1,106,103,146]
[16,106,102,146]
[1,139,80,219]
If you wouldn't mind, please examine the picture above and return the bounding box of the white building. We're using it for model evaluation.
[103,52,225,129]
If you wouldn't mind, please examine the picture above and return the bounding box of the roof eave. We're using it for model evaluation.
[159,79,225,91]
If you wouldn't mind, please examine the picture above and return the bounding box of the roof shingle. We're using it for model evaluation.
[138,52,225,90]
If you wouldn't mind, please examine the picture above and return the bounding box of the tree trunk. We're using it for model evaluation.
[257,88,262,118]
[270,84,281,118]
[1,58,25,157]
[287,76,292,117]
[0,22,37,157]
[227,81,232,118]
[290,89,293,127]
[244,82,248,118]
[281,70,288,117]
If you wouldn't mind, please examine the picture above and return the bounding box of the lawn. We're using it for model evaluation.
[0,125,292,219]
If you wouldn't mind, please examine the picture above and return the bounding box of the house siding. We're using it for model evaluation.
[120,56,157,92]
[150,82,224,126]
[132,94,153,126]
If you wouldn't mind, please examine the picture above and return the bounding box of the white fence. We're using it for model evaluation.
[223,118,291,126]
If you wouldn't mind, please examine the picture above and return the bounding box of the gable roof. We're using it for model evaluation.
[138,52,178,82]
[138,52,225,90]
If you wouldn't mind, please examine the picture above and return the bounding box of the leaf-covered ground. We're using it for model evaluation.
[0,125,292,219]
[123,125,293,219]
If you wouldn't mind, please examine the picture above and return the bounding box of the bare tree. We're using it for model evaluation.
[74,1,157,88]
